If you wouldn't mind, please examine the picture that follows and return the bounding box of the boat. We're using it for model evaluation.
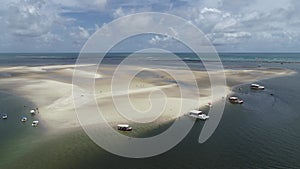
[117,124,132,131]
[229,96,244,104]
[30,109,36,115]
[206,102,213,108]
[250,83,265,90]
[2,114,8,119]
[187,110,209,120]
[21,117,27,122]
[32,120,39,127]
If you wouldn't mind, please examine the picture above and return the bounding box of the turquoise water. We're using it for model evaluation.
[0,53,300,169]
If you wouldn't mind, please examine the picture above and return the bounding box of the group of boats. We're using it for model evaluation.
[229,83,265,104]
[187,83,266,120]
[117,108,211,132]
[1,109,39,127]
[116,83,265,132]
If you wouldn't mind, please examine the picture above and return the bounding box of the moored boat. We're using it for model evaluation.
[229,96,244,104]
[187,110,209,120]
[30,109,36,115]
[32,120,39,127]
[21,116,28,122]
[2,114,8,119]
[206,102,213,108]
[117,124,132,131]
[250,83,265,90]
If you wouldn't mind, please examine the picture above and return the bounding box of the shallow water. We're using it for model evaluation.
[2,64,300,169]
[0,91,42,168]
[0,54,300,169]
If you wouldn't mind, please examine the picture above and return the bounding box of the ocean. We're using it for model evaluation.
[0,53,300,169]
[1,52,300,66]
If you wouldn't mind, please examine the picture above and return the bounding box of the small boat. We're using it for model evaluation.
[250,83,265,90]
[206,102,213,108]
[30,109,36,115]
[187,110,209,120]
[229,96,244,104]
[117,124,132,131]
[2,114,8,119]
[32,120,39,127]
[21,117,28,122]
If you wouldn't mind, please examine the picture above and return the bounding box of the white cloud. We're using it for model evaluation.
[168,0,300,50]
[1,0,300,52]
[69,26,90,45]
[78,26,90,39]
[243,0,291,13]
[113,7,126,18]
[213,18,237,32]
[208,31,251,45]
[149,34,172,45]
[257,31,294,42]
[186,7,233,33]
[5,0,61,37]
[52,0,107,11]
[225,32,251,38]
[200,7,222,14]
[39,32,63,43]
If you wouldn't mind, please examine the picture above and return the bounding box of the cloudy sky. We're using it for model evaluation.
[0,0,299,52]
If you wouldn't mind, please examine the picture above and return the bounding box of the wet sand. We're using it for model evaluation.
[0,64,295,133]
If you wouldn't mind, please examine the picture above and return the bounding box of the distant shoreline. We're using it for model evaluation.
[0,53,300,66]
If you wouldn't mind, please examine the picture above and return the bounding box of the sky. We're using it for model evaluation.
[0,0,300,53]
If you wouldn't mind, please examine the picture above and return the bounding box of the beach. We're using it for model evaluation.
[0,64,295,131]
[1,0,300,167]
[0,56,299,169]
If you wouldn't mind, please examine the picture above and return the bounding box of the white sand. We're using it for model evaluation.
[0,64,296,132]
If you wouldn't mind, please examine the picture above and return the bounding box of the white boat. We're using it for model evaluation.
[206,102,213,108]
[117,124,132,131]
[30,109,36,115]
[250,83,265,90]
[21,117,27,122]
[187,110,209,120]
[229,96,244,104]
[2,114,8,119]
[32,120,39,127]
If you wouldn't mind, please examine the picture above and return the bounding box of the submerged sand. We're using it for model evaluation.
[0,64,296,133]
